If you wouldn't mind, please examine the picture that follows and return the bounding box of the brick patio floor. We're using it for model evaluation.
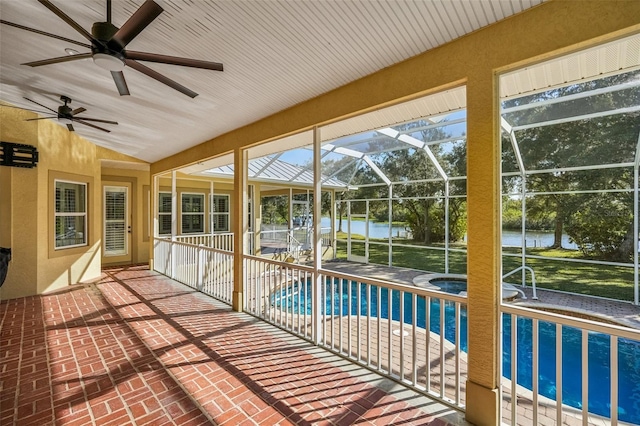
[0,265,467,425]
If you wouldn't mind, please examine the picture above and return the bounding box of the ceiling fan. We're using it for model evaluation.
[0,0,223,98]
[6,95,119,133]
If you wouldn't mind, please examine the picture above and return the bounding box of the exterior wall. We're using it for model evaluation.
[0,106,39,299]
[0,105,150,300]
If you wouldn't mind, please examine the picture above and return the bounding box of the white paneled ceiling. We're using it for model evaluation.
[0,0,544,163]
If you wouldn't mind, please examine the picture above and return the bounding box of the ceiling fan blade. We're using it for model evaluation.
[72,107,87,115]
[126,59,198,98]
[0,20,91,49]
[25,117,55,121]
[36,0,104,47]
[111,71,130,96]
[75,119,111,133]
[126,51,224,71]
[22,53,91,67]
[74,117,118,125]
[67,123,75,132]
[111,0,163,48]
[24,97,57,113]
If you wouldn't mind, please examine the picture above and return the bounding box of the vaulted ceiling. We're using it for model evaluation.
[0,0,544,163]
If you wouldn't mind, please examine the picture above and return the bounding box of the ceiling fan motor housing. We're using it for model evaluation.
[57,104,73,122]
[92,21,118,45]
[90,22,126,71]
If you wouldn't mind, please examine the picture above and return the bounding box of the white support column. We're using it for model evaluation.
[521,176,527,286]
[254,183,262,256]
[171,170,177,279]
[210,180,214,236]
[365,200,370,262]
[171,170,177,240]
[289,187,294,254]
[503,117,528,288]
[331,189,337,259]
[313,126,323,344]
[150,174,159,271]
[634,133,640,305]
[388,184,393,267]
[444,180,450,273]
[233,147,248,312]
[347,201,352,258]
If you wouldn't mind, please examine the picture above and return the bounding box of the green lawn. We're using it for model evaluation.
[335,235,635,302]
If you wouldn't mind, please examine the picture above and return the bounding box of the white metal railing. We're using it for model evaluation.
[172,240,199,286]
[286,233,303,262]
[502,265,536,299]
[500,304,640,426]
[200,247,234,305]
[153,237,172,276]
[153,237,234,305]
[243,255,315,341]
[243,254,468,410]
[319,268,467,408]
[261,227,331,249]
[320,227,332,246]
[173,233,234,252]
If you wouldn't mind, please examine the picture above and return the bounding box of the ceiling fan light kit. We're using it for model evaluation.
[92,52,125,72]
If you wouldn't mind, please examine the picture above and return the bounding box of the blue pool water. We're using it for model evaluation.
[273,280,640,423]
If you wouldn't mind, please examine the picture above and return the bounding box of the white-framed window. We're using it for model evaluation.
[54,180,87,249]
[158,192,172,235]
[211,194,230,232]
[182,193,205,233]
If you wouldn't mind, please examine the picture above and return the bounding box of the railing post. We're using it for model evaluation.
[170,240,176,280]
[197,244,204,292]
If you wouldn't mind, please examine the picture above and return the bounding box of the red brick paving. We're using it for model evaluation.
[1,265,465,425]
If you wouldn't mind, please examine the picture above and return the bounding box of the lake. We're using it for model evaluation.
[322,218,578,249]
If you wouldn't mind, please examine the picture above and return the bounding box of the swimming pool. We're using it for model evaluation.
[273,279,640,423]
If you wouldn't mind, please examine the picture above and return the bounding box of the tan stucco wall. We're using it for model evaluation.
[1,106,40,299]
[148,2,640,424]
[0,105,151,300]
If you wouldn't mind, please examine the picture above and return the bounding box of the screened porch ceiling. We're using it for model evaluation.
[184,33,640,190]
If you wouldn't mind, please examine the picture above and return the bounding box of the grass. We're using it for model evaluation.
[335,234,635,302]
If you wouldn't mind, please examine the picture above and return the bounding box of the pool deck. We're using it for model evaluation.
[320,260,640,330]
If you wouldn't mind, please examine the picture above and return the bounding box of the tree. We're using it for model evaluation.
[502,70,640,252]
[376,120,467,243]
[565,192,633,260]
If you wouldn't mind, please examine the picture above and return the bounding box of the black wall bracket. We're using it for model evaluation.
[0,141,39,168]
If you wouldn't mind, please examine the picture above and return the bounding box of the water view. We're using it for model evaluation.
[324,217,578,249]
[274,280,640,423]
